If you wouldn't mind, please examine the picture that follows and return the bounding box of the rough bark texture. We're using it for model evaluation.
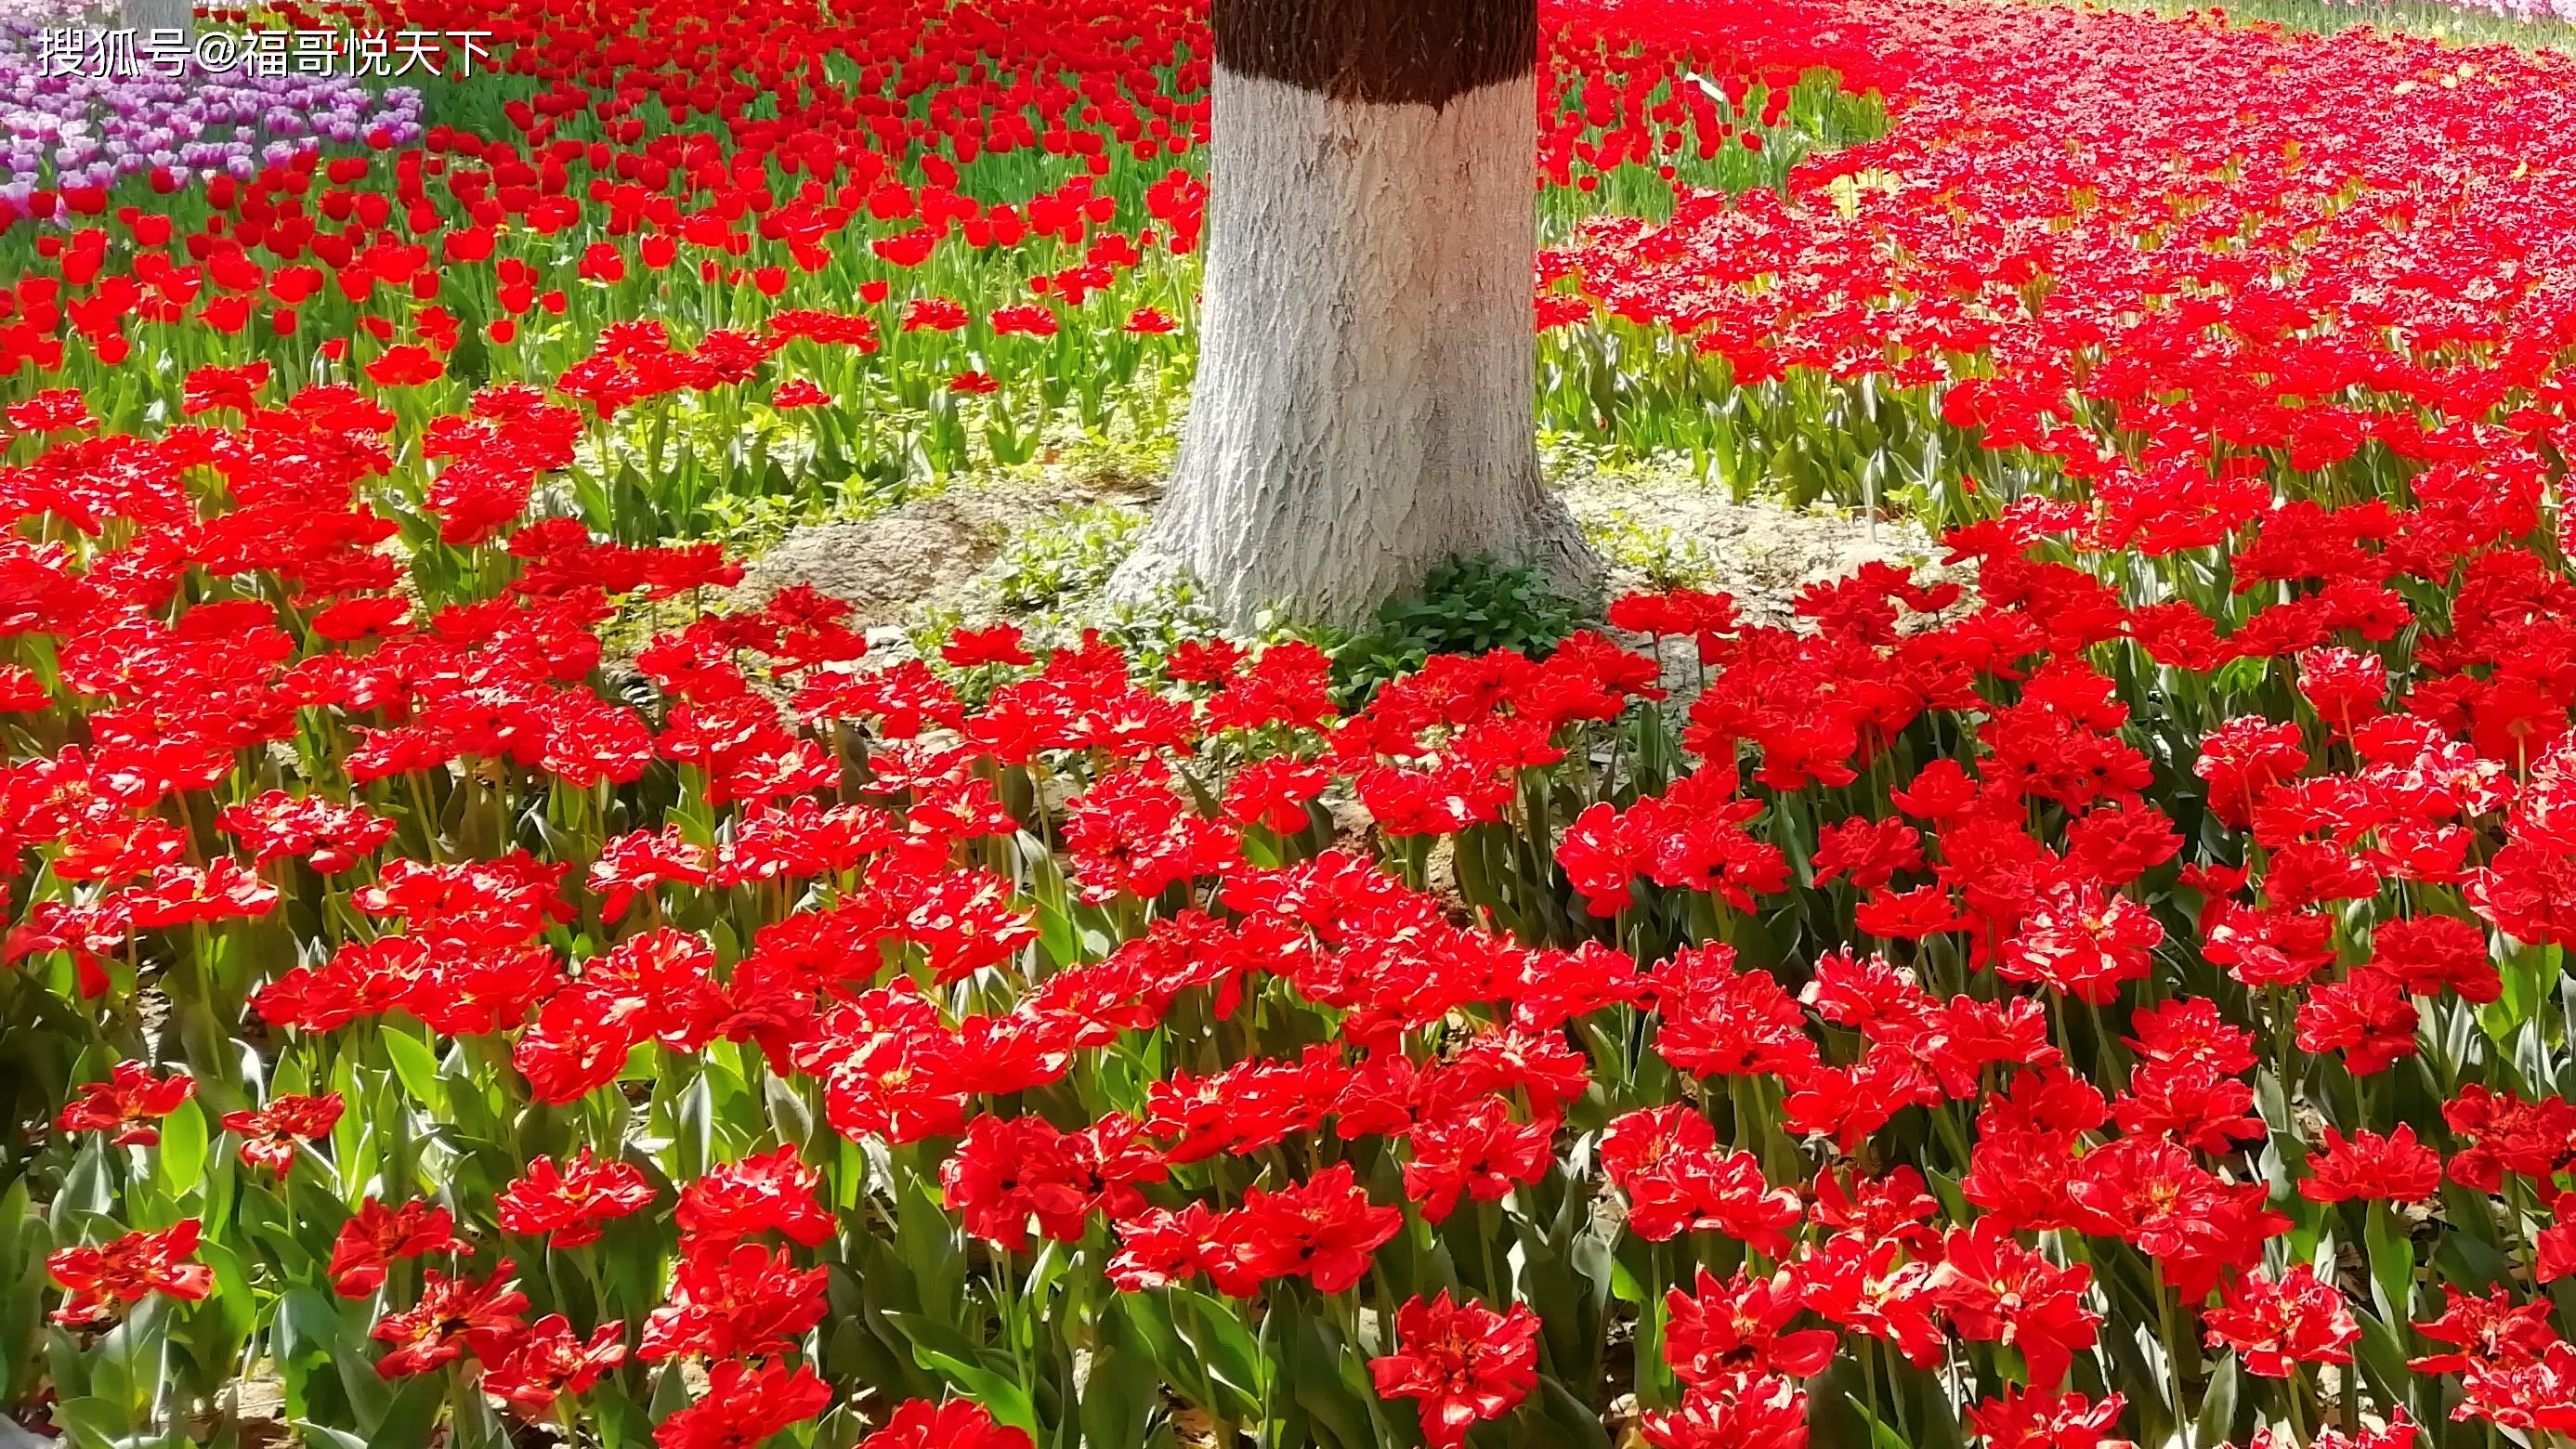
[1118,0,1595,631]
[120,0,192,39]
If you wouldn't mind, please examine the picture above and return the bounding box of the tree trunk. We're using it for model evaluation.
[122,0,192,41]
[1115,0,1597,630]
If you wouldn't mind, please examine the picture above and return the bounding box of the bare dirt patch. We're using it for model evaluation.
[727,476,1105,630]
[734,444,1952,664]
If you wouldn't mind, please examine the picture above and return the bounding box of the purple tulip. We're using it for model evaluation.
[0,7,422,201]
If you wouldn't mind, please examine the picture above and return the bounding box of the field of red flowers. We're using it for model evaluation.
[9,0,2576,1446]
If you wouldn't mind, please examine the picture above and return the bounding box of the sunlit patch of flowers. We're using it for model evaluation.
[0,327,2569,1445]
[7,0,2576,1445]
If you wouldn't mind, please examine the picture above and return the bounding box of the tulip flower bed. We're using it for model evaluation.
[7,352,2554,1449]
[13,2,2576,1449]
[0,0,1876,543]
[1550,0,2576,519]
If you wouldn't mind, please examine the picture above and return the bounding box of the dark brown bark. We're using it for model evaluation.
[1213,0,1536,107]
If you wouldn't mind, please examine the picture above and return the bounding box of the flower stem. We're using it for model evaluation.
[2153,1259,2192,1445]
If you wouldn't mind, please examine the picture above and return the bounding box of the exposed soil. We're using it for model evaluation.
[726,474,1109,631]
[1555,471,1957,703]
[1556,473,1938,630]
[739,451,1942,650]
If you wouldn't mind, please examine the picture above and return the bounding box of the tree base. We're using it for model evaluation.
[1112,481,1602,633]
[1120,66,1601,632]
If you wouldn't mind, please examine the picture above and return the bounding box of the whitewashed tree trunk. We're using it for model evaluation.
[1115,0,1596,629]
[121,0,191,41]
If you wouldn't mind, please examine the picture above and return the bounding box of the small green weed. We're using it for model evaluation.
[1332,556,1588,698]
